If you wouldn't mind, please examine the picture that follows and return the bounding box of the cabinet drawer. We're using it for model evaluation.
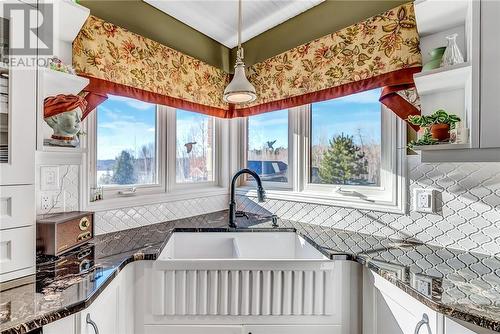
[0,226,35,279]
[143,326,243,334]
[0,185,35,230]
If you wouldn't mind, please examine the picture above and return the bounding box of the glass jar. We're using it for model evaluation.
[441,33,465,67]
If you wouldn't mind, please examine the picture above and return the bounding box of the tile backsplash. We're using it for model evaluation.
[36,164,80,214]
[45,156,500,256]
[238,156,500,257]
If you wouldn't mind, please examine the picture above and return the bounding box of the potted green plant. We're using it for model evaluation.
[407,109,461,141]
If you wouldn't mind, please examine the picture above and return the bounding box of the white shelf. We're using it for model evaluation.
[414,0,469,36]
[40,68,89,99]
[412,143,470,151]
[413,62,471,95]
[56,0,90,42]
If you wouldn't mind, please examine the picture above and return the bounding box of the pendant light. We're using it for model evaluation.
[223,0,257,104]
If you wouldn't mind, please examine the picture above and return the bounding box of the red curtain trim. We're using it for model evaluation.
[380,85,420,131]
[228,67,422,118]
[80,66,421,120]
[80,76,230,119]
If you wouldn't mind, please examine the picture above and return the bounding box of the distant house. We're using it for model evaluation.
[248,160,288,182]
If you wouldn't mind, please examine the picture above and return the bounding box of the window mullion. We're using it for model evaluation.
[164,106,177,193]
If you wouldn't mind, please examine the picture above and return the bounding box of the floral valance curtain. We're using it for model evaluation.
[232,2,422,119]
[73,15,229,119]
[73,2,421,121]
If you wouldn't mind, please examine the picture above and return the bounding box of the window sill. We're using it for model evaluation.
[84,186,229,212]
[236,187,406,214]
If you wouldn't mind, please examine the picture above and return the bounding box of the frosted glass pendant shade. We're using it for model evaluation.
[223,62,256,104]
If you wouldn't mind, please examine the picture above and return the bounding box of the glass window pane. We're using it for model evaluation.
[96,95,157,186]
[247,109,288,183]
[176,110,214,183]
[311,89,381,186]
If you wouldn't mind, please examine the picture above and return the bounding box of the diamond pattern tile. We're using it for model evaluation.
[45,157,500,257]
[237,157,500,257]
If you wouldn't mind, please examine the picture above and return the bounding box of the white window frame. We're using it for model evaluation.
[166,106,221,192]
[83,102,228,212]
[86,104,167,200]
[236,101,407,214]
[241,109,295,189]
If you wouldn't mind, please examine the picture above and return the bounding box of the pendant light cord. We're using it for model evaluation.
[237,0,243,62]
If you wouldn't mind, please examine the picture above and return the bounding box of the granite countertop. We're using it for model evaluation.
[1,210,499,333]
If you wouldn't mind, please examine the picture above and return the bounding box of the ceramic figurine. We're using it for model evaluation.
[48,56,77,75]
[43,94,87,147]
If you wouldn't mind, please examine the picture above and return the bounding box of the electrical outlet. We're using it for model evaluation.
[40,194,51,212]
[40,166,59,191]
[413,188,436,213]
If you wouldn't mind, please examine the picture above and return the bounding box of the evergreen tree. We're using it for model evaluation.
[318,134,368,185]
[111,151,137,185]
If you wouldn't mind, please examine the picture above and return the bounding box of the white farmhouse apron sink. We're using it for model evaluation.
[157,232,327,260]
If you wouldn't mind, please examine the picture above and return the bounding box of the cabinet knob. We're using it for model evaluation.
[86,314,100,334]
[414,313,431,334]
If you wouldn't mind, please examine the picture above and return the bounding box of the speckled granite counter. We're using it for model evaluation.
[1,210,499,333]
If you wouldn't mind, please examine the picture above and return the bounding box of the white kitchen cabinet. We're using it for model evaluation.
[43,314,78,334]
[479,0,500,148]
[0,225,35,282]
[80,264,135,334]
[363,268,443,334]
[413,0,500,161]
[0,0,37,283]
[144,325,243,334]
[0,1,36,185]
[80,274,120,334]
[362,268,493,334]
[243,325,343,334]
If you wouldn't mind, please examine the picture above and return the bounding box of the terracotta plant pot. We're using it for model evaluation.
[430,123,450,141]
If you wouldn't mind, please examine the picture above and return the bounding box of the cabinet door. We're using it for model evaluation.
[363,269,443,334]
[43,314,77,334]
[143,325,243,334]
[480,0,500,148]
[243,325,342,334]
[0,225,35,282]
[0,1,36,185]
[80,277,119,334]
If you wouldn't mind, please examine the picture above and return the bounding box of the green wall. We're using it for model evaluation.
[79,0,231,72]
[230,0,408,68]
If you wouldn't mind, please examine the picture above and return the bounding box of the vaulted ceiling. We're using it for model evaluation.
[144,0,324,48]
[79,0,407,72]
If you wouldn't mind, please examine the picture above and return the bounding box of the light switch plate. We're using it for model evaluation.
[413,188,436,213]
[40,166,59,191]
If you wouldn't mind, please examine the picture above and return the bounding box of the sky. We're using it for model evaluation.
[312,88,381,146]
[97,95,210,161]
[248,88,382,150]
[97,95,157,160]
[98,89,382,160]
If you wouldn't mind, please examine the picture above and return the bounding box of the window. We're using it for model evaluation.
[87,96,224,208]
[241,88,406,213]
[247,109,289,183]
[310,89,381,186]
[96,95,158,187]
[176,110,215,183]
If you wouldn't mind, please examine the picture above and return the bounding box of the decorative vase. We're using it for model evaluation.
[423,47,446,71]
[430,124,450,141]
[441,34,464,67]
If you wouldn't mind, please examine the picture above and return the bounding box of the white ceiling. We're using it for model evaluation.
[144,0,324,48]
